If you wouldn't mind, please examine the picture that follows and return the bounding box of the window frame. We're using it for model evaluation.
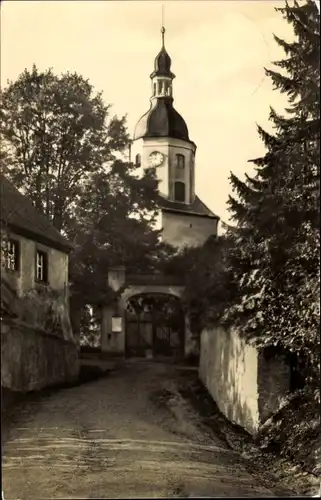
[5,238,20,273]
[176,154,185,169]
[35,249,49,284]
[174,155,185,182]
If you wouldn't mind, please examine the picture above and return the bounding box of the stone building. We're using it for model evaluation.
[131,28,220,248]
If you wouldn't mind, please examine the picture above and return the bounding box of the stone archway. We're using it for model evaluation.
[100,267,196,358]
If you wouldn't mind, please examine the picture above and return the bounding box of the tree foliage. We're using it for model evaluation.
[0,65,130,232]
[68,163,167,308]
[226,0,320,387]
[161,235,238,336]
[0,65,169,327]
[183,0,320,390]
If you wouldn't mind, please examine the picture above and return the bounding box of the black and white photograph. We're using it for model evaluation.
[0,0,320,498]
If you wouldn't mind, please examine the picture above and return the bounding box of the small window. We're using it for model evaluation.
[176,154,185,169]
[35,250,48,283]
[163,81,169,95]
[5,239,20,272]
[135,154,141,167]
[174,181,185,203]
[175,155,185,181]
[153,83,156,96]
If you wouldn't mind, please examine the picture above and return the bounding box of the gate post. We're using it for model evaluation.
[107,266,126,293]
[184,313,199,358]
[101,267,127,356]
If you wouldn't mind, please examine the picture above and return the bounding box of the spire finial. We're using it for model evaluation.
[161,4,165,47]
[161,26,165,47]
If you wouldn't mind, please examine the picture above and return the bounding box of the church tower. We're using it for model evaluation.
[132,27,219,248]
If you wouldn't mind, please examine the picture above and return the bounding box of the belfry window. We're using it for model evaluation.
[174,181,185,203]
[135,154,141,167]
[176,154,185,168]
[163,81,169,96]
[175,155,185,180]
[173,154,186,202]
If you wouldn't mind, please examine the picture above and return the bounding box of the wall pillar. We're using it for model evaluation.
[101,266,127,356]
[107,266,126,293]
[257,347,291,424]
[101,301,126,355]
[184,313,199,358]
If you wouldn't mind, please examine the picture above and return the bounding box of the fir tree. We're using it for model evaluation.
[226,0,320,387]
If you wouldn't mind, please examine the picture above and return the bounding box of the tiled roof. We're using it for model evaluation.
[0,175,73,252]
[159,194,220,219]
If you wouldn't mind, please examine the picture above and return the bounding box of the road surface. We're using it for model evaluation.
[2,360,291,498]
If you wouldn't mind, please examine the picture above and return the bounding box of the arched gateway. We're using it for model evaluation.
[100,267,196,359]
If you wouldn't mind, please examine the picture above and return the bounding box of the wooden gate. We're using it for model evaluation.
[125,294,185,358]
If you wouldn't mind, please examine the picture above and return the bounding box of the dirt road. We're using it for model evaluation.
[2,361,292,498]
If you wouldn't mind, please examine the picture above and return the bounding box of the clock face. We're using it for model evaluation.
[149,151,164,167]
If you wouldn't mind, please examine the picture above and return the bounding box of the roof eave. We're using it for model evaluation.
[3,222,74,254]
[161,206,220,220]
[150,71,176,79]
[136,133,196,148]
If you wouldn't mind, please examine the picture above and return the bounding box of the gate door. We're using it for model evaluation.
[125,294,185,358]
[126,309,153,357]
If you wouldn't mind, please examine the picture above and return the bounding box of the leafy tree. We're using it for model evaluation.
[68,163,164,308]
[162,235,236,338]
[0,65,171,340]
[225,0,320,388]
[0,65,130,231]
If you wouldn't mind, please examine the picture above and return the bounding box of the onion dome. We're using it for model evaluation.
[134,98,189,141]
[133,27,190,142]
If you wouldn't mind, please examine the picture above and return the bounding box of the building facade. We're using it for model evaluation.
[1,175,72,299]
[1,174,79,392]
[131,27,219,248]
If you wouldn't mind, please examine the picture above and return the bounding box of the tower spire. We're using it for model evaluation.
[149,6,175,100]
[161,4,165,47]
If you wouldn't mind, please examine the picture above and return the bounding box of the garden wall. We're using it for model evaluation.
[199,326,291,435]
[1,319,79,392]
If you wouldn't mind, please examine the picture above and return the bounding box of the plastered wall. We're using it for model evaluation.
[2,233,69,297]
[1,320,79,392]
[199,326,260,434]
[132,136,196,201]
[199,326,291,435]
[162,211,218,248]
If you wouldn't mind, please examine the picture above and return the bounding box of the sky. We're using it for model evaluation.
[1,0,296,227]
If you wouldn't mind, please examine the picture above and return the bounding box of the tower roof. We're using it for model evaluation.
[150,27,175,79]
[134,97,189,141]
[133,27,190,143]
